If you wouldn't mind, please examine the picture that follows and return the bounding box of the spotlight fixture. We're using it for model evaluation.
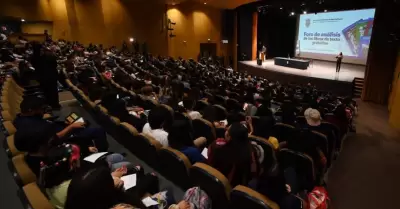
[129,38,134,42]
[204,2,207,5]
[303,11,307,14]
[291,12,295,15]
[324,9,328,12]
[280,7,283,10]
[301,2,306,6]
[21,19,25,22]
[207,38,211,41]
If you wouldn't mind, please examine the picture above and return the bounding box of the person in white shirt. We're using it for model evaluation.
[183,98,202,120]
[142,107,169,147]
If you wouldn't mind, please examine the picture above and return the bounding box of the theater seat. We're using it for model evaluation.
[271,123,295,143]
[190,163,231,209]
[230,185,279,209]
[279,148,315,191]
[20,183,54,209]
[3,121,17,136]
[194,100,209,113]
[1,110,13,121]
[4,135,23,158]
[248,135,277,172]
[158,147,192,189]
[117,122,139,150]
[192,118,216,144]
[135,133,162,167]
[226,98,240,112]
[213,105,228,121]
[311,131,329,163]
[10,154,36,187]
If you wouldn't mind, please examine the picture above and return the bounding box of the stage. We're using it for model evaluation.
[238,59,365,96]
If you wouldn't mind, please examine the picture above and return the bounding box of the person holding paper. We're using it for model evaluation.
[14,96,109,156]
[39,144,136,209]
[64,167,159,209]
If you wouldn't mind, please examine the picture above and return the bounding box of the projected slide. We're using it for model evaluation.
[296,9,375,65]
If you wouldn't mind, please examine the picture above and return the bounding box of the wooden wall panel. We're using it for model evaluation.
[167,2,228,59]
[251,11,257,60]
[389,53,400,130]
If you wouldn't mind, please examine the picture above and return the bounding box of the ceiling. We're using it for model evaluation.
[163,0,258,9]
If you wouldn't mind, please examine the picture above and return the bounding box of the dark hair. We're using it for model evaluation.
[65,167,119,209]
[20,96,45,114]
[182,98,195,111]
[168,120,194,149]
[148,106,166,129]
[14,123,58,153]
[202,106,217,122]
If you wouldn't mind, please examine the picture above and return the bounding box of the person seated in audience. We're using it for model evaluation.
[142,85,157,101]
[109,98,147,132]
[142,106,169,147]
[182,98,202,120]
[202,106,225,129]
[207,123,260,187]
[14,96,109,155]
[40,143,135,209]
[65,166,159,209]
[168,120,206,164]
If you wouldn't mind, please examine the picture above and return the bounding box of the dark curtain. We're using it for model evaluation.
[237,7,253,61]
[257,10,297,58]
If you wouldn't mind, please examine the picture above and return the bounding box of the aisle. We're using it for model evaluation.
[327,101,400,209]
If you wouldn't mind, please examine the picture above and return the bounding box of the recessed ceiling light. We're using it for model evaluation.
[204,2,207,5]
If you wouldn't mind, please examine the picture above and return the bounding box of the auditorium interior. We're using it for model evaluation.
[0,0,400,209]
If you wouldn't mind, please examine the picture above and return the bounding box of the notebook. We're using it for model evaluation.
[201,148,208,159]
[141,197,159,207]
[121,174,137,190]
[83,152,108,163]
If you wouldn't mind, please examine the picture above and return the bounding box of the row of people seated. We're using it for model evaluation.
[1,79,219,209]
[64,66,333,209]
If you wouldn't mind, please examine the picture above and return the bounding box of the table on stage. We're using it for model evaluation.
[274,57,310,70]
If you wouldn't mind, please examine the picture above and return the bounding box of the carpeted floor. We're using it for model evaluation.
[1,94,399,209]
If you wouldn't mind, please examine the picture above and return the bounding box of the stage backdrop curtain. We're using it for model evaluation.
[362,0,399,104]
[257,10,296,58]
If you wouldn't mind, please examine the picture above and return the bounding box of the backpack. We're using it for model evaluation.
[308,187,331,209]
[183,187,211,209]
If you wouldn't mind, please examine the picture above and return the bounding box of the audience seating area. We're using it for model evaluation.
[0,39,356,208]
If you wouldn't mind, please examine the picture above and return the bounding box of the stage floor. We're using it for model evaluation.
[240,59,365,83]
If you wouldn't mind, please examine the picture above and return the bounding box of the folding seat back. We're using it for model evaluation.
[271,123,295,143]
[230,185,280,209]
[215,95,227,106]
[3,120,17,136]
[226,98,240,112]
[159,147,192,189]
[135,133,162,167]
[20,183,54,209]
[192,118,216,144]
[248,135,277,172]
[10,154,36,186]
[4,135,23,158]
[117,122,139,151]
[190,163,231,208]
[279,148,315,191]
[194,100,209,113]
[311,131,329,162]
[213,104,228,121]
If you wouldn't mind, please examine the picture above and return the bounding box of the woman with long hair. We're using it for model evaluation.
[207,123,259,187]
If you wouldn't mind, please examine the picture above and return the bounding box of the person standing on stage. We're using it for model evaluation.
[336,52,343,73]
